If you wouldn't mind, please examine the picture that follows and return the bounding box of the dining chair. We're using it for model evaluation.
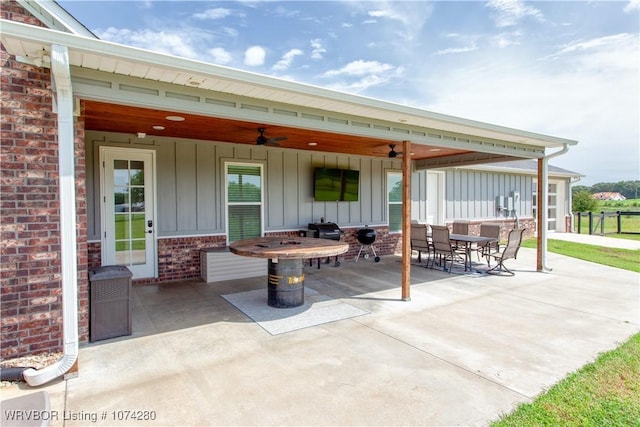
[475,223,501,262]
[452,220,470,235]
[451,220,470,252]
[410,222,432,264]
[429,225,465,273]
[486,227,525,276]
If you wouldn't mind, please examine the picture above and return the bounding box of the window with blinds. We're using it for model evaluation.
[226,164,263,242]
[388,172,402,232]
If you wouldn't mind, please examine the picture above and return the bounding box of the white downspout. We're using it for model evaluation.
[540,143,570,272]
[23,44,78,386]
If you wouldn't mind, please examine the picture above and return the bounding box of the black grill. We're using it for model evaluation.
[355,227,380,262]
[356,228,377,245]
[308,222,343,241]
[307,222,344,268]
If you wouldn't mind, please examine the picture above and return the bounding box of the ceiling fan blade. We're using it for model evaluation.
[256,128,287,146]
[388,144,403,158]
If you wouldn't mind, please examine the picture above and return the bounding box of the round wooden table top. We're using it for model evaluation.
[229,236,349,260]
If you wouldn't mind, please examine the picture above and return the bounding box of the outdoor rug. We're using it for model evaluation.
[222,287,369,335]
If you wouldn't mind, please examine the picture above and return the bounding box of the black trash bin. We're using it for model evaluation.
[89,265,133,342]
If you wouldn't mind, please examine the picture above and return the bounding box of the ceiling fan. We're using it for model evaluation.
[388,144,403,158]
[256,128,287,146]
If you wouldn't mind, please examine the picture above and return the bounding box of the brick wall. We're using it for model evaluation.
[1,0,89,357]
[87,227,402,286]
[445,218,535,242]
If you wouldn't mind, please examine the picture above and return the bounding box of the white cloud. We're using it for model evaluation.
[272,49,304,71]
[324,60,395,77]
[422,33,639,184]
[491,31,523,48]
[547,34,639,72]
[624,0,640,13]
[192,8,232,20]
[434,45,478,56]
[321,61,404,93]
[208,47,232,65]
[435,33,480,55]
[486,0,544,27]
[244,46,266,67]
[97,27,200,59]
[310,39,326,60]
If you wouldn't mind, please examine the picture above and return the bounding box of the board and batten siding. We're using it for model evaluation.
[445,168,533,221]
[86,131,402,240]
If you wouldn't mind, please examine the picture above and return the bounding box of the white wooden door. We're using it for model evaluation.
[101,148,156,279]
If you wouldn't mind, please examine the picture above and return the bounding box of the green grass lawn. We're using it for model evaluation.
[493,235,640,426]
[492,333,640,426]
[521,239,640,273]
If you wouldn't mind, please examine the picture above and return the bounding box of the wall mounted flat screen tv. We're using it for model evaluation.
[314,168,359,201]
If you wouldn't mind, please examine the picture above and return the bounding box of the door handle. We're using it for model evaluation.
[147,220,153,233]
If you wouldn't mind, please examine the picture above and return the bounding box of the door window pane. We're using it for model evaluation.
[130,161,144,185]
[115,241,130,265]
[131,214,146,239]
[130,238,146,265]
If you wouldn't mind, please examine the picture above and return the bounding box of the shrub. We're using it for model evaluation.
[573,190,598,212]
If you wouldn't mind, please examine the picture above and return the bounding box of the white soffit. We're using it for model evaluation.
[1,19,578,149]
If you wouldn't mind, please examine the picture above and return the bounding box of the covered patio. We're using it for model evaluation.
[2,7,579,385]
[3,247,637,426]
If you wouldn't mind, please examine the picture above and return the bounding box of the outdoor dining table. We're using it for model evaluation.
[449,234,498,271]
[229,236,349,308]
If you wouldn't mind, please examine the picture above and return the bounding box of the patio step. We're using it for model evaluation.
[200,247,265,282]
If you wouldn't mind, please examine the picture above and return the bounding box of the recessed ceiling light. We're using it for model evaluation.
[166,115,185,121]
[398,119,407,123]
[153,125,165,131]
[187,78,203,86]
[429,148,442,152]
[308,142,318,146]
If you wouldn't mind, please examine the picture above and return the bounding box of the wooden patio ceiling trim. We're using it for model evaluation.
[82,100,516,164]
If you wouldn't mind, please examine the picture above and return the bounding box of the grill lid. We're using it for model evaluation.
[308,222,341,232]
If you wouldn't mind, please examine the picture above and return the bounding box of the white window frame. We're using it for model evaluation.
[387,171,403,233]
[224,161,264,244]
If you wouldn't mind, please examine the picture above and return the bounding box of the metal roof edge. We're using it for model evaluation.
[455,161,584,178]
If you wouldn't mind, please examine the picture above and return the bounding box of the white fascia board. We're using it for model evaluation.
[455,163,584,178]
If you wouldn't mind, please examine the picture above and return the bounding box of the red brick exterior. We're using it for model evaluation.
[87,229,400,286]
[1,0,89,358]
[445,218,536,242]
[564,215,572,233]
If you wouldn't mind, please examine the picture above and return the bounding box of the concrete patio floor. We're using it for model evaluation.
[3,247,639,426]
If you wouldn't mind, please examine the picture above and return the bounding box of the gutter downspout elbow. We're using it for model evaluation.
[540,143,571,272]
[23,44,78,387]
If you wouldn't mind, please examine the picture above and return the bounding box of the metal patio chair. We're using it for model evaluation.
[429,225,465,273]
[410,222,432,264]
[486,227,525,276]
[474,223,501,262]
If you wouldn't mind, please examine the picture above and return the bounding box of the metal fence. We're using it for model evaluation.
[574,211,640,235]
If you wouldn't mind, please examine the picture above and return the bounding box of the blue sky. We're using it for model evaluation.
[58,0,640,185]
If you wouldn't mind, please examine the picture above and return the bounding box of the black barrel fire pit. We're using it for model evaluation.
[355,227,380,262]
